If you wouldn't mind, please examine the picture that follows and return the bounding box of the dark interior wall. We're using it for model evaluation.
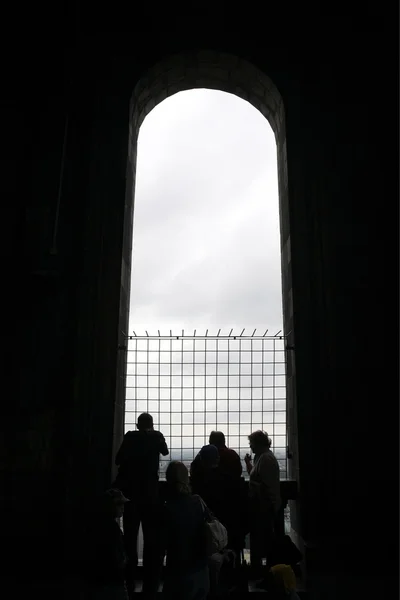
[284,50,398,564]
[3,18,398,594]
[3,47,97,576]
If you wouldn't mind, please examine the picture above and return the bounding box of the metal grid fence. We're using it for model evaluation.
[125,329,287,478]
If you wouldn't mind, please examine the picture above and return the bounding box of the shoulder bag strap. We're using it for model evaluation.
[193,494,212,520]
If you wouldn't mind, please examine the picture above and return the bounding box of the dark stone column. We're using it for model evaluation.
[283,57,398,588]
[63,89,131,517]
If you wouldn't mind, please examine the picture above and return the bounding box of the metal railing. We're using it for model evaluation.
[124,329,287,478]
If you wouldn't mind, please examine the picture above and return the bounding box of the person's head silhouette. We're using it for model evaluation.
[136,412,154,432]
[209,431,226,449]
[166,461,191,495]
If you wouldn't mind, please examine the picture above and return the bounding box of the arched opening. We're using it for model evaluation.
[126,87,286,472]
[129,88,283,335]
[114,51,297,491]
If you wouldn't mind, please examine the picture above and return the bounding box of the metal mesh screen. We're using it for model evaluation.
[125,331,287,478]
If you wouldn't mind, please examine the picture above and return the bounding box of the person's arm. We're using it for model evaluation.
[244,453,253,475]
[190,456,202,494]
[190,454,201,478]
[158,433,169,456]
[190,457,198,478]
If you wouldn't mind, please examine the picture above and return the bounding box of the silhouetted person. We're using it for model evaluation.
[114,412,169,598]
[87,488,130,600]
[208,431,247,558]
[190,444,224,516]
[245,430,281,577]
[190,444,246,566]
[162,461,210,600]
[209,431,242,480]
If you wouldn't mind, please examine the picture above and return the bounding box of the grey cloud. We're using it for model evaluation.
[129,89,283,335]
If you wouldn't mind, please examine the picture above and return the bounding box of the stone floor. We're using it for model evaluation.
[134,524,308,596]
[134,580,307,596]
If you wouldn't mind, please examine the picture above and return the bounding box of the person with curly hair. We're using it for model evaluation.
[244,430,281,577]
[161,461,210,600]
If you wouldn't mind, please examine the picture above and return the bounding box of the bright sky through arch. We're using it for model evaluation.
[129,89,283,336]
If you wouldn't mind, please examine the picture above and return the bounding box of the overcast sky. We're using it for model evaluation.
[129,89,283,337]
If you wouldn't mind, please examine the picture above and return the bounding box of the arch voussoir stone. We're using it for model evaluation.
[128,49,292,335]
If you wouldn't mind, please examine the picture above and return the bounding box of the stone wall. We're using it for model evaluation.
[4,24,397,595]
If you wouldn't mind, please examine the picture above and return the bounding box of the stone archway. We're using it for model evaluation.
[114,50,297,486]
